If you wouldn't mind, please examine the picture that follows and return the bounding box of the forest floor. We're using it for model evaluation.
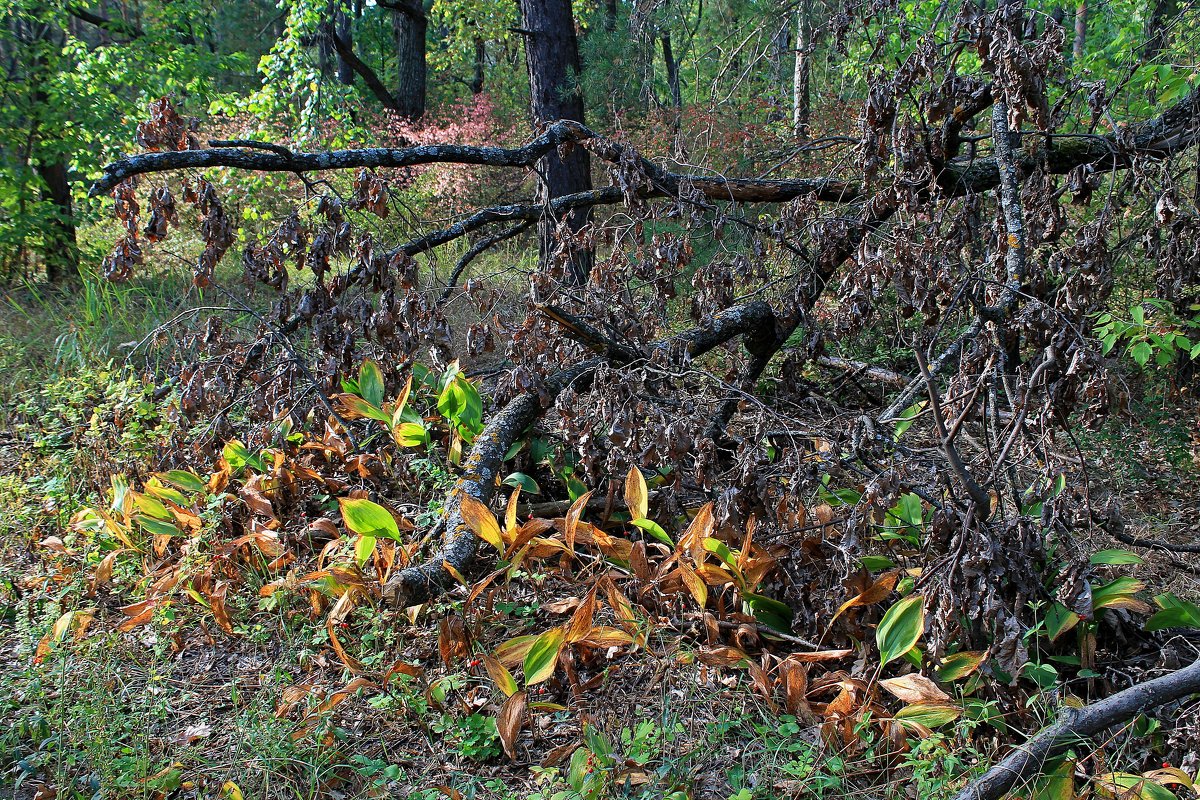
[1,279,1198,800]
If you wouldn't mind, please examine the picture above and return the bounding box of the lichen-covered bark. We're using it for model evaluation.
[952,657,1200,800]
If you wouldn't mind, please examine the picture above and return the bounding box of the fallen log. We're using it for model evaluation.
[951,657,1200,800]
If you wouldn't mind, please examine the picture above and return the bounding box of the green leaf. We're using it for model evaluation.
[393,422,430,447]
[1022,661,1059,690]
[1097,772,1178,800]
[936,650,988,682]
[359,360,386,408]
[1089,549,1144,566]
[1092,576,1147,610]
[892,493,923,527]
[134,514,180,537]
[860,555,896,571]
[876,595,925,666]
[1130,341,1153,367]
[340,394,392,424]
[338,498,402,541]
[894,401,925,441]
[223,439,265,472]
[523,627,565,686]
[355,534,377,566]
[1045,602,1080,641]
[155,469,206,494]
[503,472,540,494]
[745,592,794,633]
[893,702,961,730]
[1145,593,1200,631]
[631,517,673,546]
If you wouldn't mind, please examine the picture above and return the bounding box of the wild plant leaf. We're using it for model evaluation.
[1045,602,1080,641]
[155,469,206,494]
[354,534,376,567]
[744,592,794,633]
[1089,549,1144,566]
[523,627,565,685]
[1145,593,1200,631]
[495,634,539,668]
[935,651,988,682]
[359,359,385,408]
[461,495,504,553]
[1092,576,1152,612]
[339,498,402,541]
[393,422,429,447]
[482,655,519,697]
[894,401,925,441]
[1095,773,1179,800]
[624,465,648,520]
[497,690,526,760]
[631,518,672,546]
[338,393,391,424]
[876,594,925,666]
[880,672,949,704]
[893,702,961,731]
[502,472,540,494]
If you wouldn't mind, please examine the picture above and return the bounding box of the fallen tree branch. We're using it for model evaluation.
[951,657,1200,800]
[816,355,910,387]
[381,300,777,608]
[1112,529,1200,554]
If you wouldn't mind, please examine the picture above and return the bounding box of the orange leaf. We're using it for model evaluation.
[678,562,708,608]
[497,690,527,760]
[564,491,593,554]
[565,585,599,643]
[879,672,950,704]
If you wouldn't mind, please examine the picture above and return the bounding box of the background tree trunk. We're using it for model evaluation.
[792,0,813,137]
[34,159,79,282]
[517,0,593,283]
[31,23,78,281]
[471,35,486,94]
[391,0,426,118]
[1073,0,1087,60]
[661,33,682,110]
[335,7,354,84]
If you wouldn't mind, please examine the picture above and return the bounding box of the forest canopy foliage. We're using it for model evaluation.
[2,0,1200,798]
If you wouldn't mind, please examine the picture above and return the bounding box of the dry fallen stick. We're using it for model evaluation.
[952,657,1200,800]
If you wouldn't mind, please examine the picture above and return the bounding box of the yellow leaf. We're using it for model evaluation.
[624,465,648,520]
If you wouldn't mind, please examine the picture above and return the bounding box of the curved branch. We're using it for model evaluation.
[952,658,1200,800]
[439,221,532,303]
[329,27,401,114]
[381,300,777,608]
[89,121,596,196]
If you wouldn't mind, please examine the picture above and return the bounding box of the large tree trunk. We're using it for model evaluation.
[391,0,426,119]
[30,25,78,282]
[335,7,354,84]
[792,0,813,137]
[661,33,682,110]
[470,35,485,95]
[517,0,593,283]
[34,159,79,282]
